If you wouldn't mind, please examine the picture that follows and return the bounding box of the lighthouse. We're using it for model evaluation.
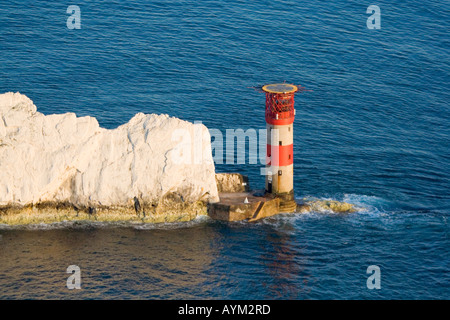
[262,83,299,213]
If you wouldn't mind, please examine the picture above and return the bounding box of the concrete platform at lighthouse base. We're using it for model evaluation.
[208,173,301,222]
[208,190,281,222]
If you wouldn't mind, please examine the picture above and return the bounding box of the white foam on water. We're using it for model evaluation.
[290,194,394,219]
[342,194,392,210]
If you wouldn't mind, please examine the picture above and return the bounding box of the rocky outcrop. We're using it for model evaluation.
[215,173,249,193]
[0,92,219,220]
[297,199,356,213]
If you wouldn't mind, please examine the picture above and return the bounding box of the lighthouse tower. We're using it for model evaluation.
[262,83,298,213]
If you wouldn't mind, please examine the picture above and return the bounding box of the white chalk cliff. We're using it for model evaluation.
[0,92,219,208]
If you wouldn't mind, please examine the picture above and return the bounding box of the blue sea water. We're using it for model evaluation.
[0,0,449,299]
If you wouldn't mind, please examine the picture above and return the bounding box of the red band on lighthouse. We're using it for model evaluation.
[266,144,294,166]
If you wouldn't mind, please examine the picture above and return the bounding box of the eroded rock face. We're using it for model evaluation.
[0,92,219,210]
[215,173,249,193]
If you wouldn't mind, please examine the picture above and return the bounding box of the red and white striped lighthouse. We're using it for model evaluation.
[262,83,298,213]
